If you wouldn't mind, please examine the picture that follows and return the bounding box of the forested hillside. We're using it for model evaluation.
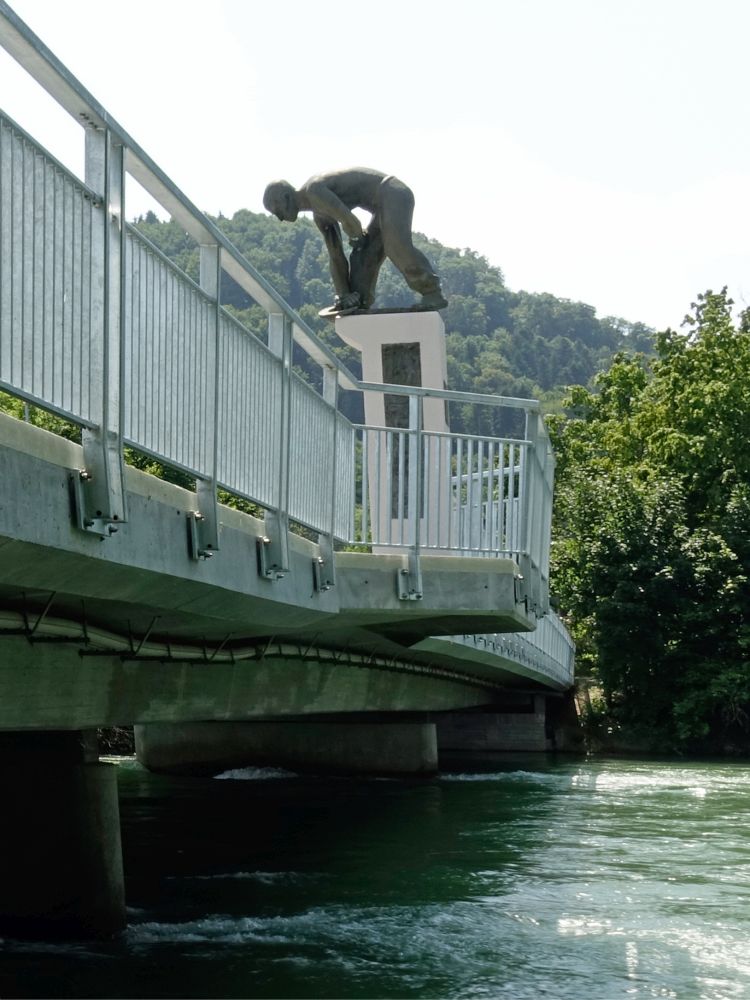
[133,209,653,411]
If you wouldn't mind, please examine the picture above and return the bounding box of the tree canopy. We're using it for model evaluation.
[551,289,750,751]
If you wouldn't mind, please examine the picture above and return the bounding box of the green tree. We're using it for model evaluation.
[552,289,750,750]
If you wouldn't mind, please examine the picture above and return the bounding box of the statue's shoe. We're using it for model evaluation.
[419,292,448,310]
[318,302,361,318]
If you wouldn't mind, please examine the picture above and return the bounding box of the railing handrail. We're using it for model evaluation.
[358,381,539,412]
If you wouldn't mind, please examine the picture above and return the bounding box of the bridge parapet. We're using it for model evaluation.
[0,2,552,617]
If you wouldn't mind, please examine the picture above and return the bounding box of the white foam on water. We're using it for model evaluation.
[213,766,298,781]
[179,870,319,885]
[125,905,428,951]
[570,767,750,795]
[440,770,567,786]
[127,915,279,947]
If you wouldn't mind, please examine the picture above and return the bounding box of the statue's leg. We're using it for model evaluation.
[380,179,445,302]
[350,221,385,309]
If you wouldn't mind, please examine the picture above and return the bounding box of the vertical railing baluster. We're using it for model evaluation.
[359,428,368,546]
[485,441,495,554]
[455,437,463,550]
[375,430,383,547]
[499,442,507,553]
[397,430,405,546]
[423,433,431,548]
[466,438,474,552]
[407,393,423,596]
[318,363,338,588]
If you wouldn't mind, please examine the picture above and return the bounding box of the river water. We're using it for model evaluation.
[2,755,750,999]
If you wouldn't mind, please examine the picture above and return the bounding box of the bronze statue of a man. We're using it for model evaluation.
[263,167,447,313]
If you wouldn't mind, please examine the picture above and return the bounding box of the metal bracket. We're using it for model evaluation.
[257,536,287,580]
[70,471,122,538]
[257,511,289,581]
[313,534,336,593]
[515,554,539,614]
[187,511,216,561]
[397,551,423,601]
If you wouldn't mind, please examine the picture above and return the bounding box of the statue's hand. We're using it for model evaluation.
[344,216,365,243]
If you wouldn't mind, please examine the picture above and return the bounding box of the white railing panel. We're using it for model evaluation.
[355,426,532,558]
[216,310,281,509]
[288,374,335,532]
[334,412,356,541]
[123,226,215,474]
[0,113,98,423]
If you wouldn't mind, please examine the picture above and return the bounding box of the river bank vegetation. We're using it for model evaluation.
[551,289,750,753]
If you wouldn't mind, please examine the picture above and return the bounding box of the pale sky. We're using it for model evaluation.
[1,0,748,331]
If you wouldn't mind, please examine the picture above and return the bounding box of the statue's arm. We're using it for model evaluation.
[305,183,364,240]
[315,217,351,298]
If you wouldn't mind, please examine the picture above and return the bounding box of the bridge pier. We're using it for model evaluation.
[0,732,126,940]
[135,720,438,777]
[436,695,552,752]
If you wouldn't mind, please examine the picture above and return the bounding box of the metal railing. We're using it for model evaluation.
[0,2,554,614]
[452,610,575,689]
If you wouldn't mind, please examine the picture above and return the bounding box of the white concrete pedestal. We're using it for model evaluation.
[335,311,448,432]
[336,311,451,551]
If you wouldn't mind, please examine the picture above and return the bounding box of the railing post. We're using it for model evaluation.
[518,408,541,612]
[261,312,291,578]
[76,127,127,536]
[314,364,338,592]
[537,436,554,614]
[398,393,423,600]
[188,243,221,559]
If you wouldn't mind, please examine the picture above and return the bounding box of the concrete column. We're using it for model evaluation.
[0,732,125,940]
[136,720,438,776]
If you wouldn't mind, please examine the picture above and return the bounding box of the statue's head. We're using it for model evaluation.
[263,180,298,222]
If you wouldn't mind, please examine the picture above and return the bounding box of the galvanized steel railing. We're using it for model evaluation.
[0,1,553,615]
[453,610,575,689]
